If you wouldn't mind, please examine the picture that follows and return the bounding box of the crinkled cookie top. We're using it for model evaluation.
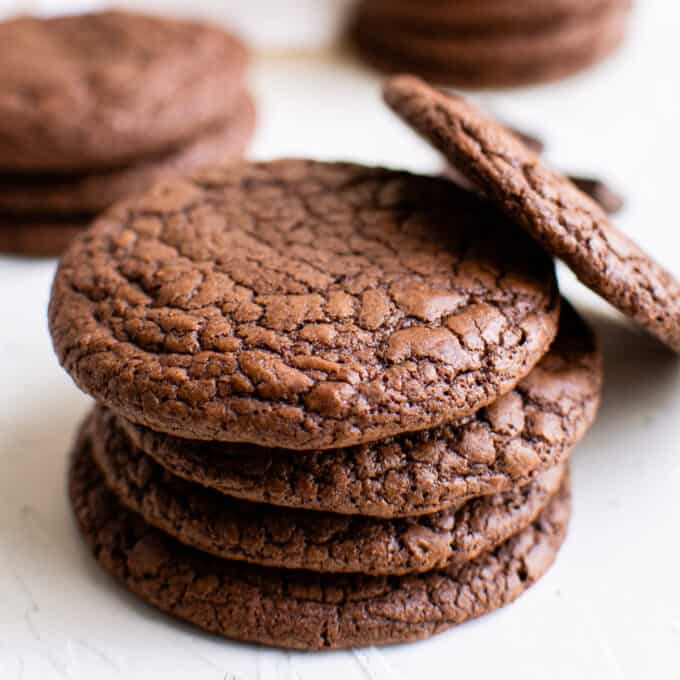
[50,160,559,449]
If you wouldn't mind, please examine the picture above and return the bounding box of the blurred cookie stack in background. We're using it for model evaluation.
[350,0,633,87]
[0,11,254,257]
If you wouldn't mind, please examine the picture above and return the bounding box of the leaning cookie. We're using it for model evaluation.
[88,409,568,575]
[116,300,600,518]
[385,76,680,353]
[70,433,571,650]
[49,160,560,450]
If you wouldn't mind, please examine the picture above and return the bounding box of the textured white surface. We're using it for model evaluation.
[1,1,680,678]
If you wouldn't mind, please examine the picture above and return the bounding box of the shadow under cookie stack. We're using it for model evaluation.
[0,11,253,257]
[50,77,680,650]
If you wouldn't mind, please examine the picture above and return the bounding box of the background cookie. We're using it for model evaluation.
[49,160,560,449]
[384,76,680,352]
[0,217,88,258]
[0,94,256,218]
[0,11,247,172]
[115,301,600,517]
[89,409,567,575]
[70,433,571,650]
[356,4,627,88]
[352,0,630,87]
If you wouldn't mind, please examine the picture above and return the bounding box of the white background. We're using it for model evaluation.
[1,2,679,679]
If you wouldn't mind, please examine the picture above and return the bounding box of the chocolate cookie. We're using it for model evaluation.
[70,432,571,650]
[0,217,88,257]
[49,161,560,449]
[117,300,599,517]
[385,77,680,353]
[89,408,567,575]
[0,94,255,218]
[0,11,247,172]
[355,4,627,88]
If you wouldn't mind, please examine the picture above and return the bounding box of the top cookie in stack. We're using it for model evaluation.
[351,0,632,88]
[50,161,561,449]
[0,11,254,257]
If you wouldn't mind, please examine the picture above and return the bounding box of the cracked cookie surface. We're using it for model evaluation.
[117,301,598,516]
[0,11,247,172]
[49,160,559,449]
[385,76,680,352]
[88,409,567,575]
[70,431,571,650]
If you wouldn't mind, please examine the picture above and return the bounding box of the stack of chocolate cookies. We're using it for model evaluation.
[50,80,680,650]
[0,11,254,257]
[351,0,632,87]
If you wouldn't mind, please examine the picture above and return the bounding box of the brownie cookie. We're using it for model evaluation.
[49,160,560,449]
[0,94,255,218]
[70,433,571,650]
[0,11,247,172]
[385,77,680,353]
[354,5,627,88]
[116,300,599,517]
[89,408,567,575]
[0,217,88,257]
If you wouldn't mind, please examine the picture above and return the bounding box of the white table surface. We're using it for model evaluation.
[1,2,680,678]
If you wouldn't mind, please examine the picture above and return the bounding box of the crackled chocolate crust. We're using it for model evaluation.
[0,11,247,172]
[89,409,567,575]
[0,216,88,257]
[70,433,571,650]
[49,160,560,449]
[354,5,626,88]
[117,301,599,517]
[385,77,680,353]
[0,94,255,218]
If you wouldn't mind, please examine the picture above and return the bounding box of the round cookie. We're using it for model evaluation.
[89,408,567,575]
[0,11,247,172]
[385,77,680,353]
[0,217,88,257]
[49,160,560,449]
[0,94,256,218]
[70,433,571,650]
[117,300,600,517]
[354,4,627,88]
